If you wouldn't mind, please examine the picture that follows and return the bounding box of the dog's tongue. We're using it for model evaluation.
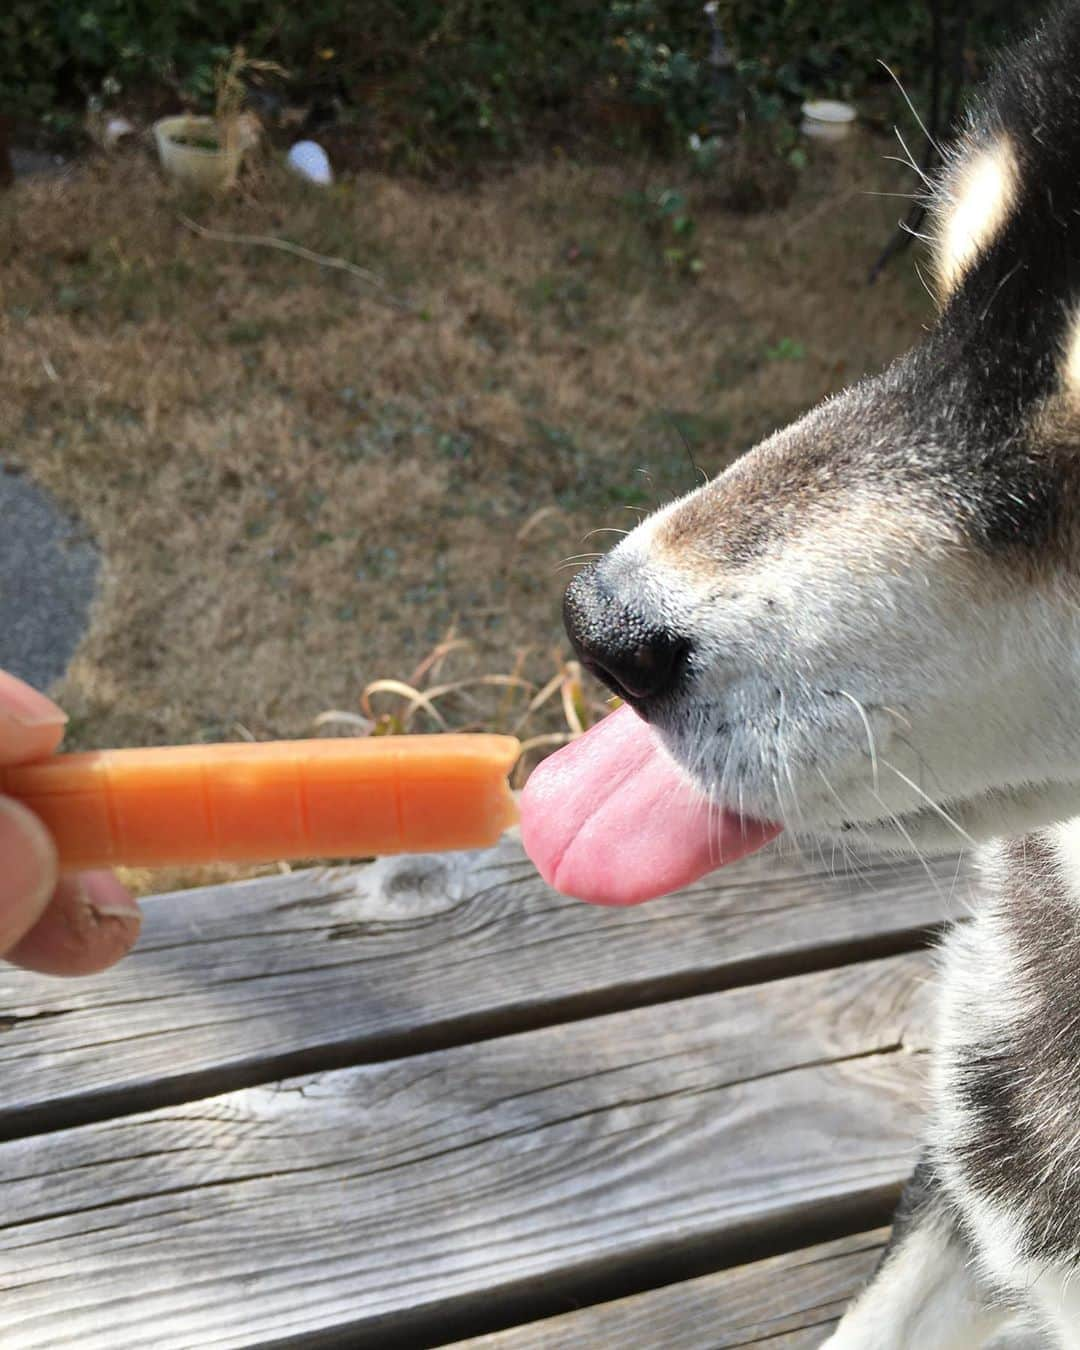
[520,704,780,906]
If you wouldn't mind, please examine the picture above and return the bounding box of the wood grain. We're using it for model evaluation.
[0,954,932,1350]
[447,1233,1047,1350]
[446,1229,890,1348]
[0,837,964,1135]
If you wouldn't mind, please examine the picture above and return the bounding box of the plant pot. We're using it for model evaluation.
[153,115,244,189]
[799,100,857,141]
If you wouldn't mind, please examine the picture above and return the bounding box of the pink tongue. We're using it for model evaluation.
[520,704,781,906]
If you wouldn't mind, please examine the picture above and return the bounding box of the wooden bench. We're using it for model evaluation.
[0,837,971,1347]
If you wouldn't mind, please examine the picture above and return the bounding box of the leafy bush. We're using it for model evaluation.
[0,1,1021,166]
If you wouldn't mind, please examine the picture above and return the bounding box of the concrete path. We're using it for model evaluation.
[0,465,99,691]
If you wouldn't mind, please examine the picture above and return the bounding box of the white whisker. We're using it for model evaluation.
[835,690,880,795]
[913,258,938,305]
[899,221,933,243]
[883,154,933,192]
[554,553,603,573]
[869,787,945,903]
[878,59,945,159]
[878,704,913,731]
[582,527,631,542]
[948,848,967,914]
[775,688,823,872]
[894,127,935,188]
[814,766,879,858]
[879,757,977,847]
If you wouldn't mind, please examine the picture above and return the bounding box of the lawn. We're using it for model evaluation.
[1,135,929,885]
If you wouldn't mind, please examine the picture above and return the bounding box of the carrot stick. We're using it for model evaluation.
[0,736,521,871]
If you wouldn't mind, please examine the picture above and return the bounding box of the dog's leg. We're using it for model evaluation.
[822,1162,1008,1350]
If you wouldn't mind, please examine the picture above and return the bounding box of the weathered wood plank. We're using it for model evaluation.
[446,1233,1045,1350]
[447,1229,889,1349]
[0,836,963,1134]
[0,955,931,1350]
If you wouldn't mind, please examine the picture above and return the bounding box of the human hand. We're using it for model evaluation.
[0,670,140,975]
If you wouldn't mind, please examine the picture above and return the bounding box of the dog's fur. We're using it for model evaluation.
[562,5,1080,1343]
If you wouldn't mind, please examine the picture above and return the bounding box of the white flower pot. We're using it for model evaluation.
[153,115,245,190]
[800,100,857,141]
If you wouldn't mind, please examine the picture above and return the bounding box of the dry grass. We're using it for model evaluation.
[0,136,931,891]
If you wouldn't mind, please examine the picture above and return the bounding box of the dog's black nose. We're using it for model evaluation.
[563,566,690,704]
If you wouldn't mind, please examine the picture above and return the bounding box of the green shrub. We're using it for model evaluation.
[0,2,1022,166]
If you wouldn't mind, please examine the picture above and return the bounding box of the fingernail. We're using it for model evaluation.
[0,671,68,729]
[5,871,139,976]
[80,870,141,918]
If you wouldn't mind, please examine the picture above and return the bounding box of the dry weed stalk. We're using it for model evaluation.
[213,47,284,161]
[313,627,616,788]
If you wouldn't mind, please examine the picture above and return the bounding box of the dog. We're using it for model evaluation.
[559,4,1080,1344]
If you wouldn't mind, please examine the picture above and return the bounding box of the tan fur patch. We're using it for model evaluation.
[936,139,1019,300]
[649,453,967,591]
[1061,308,1080,397]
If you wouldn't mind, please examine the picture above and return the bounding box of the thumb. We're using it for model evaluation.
[0,796,57,955]
[0,670,68,766]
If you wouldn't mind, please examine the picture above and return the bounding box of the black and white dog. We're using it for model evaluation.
[561,5,1080,1343]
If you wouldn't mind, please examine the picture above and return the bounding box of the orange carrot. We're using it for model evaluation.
[0,736,520,871]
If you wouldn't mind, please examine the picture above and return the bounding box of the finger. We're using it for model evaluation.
[0,796,58,953]
[0,670,67,766]
[6,871,142,977]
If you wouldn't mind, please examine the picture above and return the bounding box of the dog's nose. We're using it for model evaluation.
[563,566,690,704]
